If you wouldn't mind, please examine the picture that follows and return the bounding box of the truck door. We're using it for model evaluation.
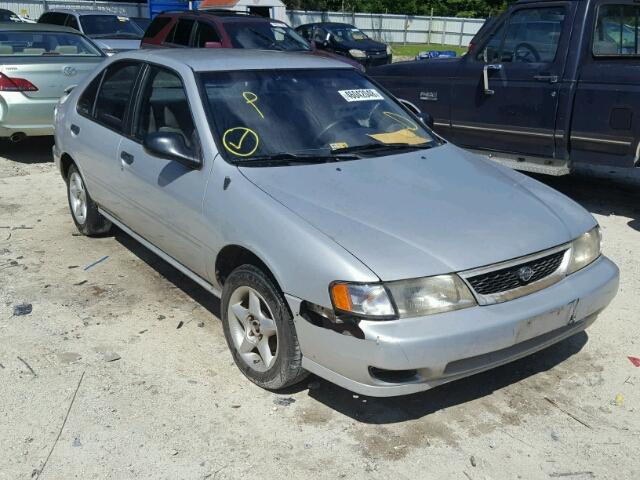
[570,1,640,169]
[449,2,575,161]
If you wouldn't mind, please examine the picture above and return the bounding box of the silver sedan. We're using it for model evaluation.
[53,49,619,397]
[0,23,104,141]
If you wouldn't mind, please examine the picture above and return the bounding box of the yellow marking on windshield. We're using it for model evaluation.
[330,142,349,150]
[223,127,260,157]
[383,111,418,131]
[368,128,428,145]
[242,91,264,119]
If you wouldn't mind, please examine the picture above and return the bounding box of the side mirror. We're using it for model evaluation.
[204,41,222,49]
[143,131,201,170]
[398,98,434,129]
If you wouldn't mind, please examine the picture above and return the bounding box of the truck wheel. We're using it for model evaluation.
[66,164,111,236]
[221,264,308,390]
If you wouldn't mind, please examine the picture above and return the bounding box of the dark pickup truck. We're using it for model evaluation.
[371,0,640,178]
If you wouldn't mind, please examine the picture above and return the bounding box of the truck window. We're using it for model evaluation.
[478,7,565,63]
[593,4,640,56]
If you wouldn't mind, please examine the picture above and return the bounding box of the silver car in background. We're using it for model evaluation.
[53,50,619,397]
[38,10,143,55]
[0,23,104,141]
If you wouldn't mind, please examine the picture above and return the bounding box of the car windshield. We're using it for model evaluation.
[224,22,311,51]
[80,15,143,38]
[131,17,151,31]
[330,26,369,42]
[199,68,437,164]
[0,31,103,56]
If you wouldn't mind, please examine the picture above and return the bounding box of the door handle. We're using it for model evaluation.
[120,151,134,165]
[70,124,80,135]
[533,74,559,83]
[483,64,502,95]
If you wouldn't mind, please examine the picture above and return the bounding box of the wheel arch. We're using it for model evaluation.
[215,244,282,292]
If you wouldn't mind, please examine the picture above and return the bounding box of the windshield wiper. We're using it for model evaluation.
[237,152,356,166]
[332,142,432,155]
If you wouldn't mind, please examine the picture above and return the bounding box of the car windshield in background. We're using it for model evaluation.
[80,15,143,39]
[330,27,369,42]
[199,69,437,164]
[130,17,151,32]
[0,31,103,56]
[224,22,311,51]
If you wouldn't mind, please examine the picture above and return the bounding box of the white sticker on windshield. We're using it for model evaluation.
[338,89,384,102]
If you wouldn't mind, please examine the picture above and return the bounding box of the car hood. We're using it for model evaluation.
[91,38,140,51]
[239,144,595,281]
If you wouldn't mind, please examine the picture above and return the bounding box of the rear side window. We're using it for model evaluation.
[144,16,171,38]
[594,4,640,56]
[167,18,194,46]
[38,12,67,26]
[194,21,220,47]
[94,62,141,132]
[77,72,103,117]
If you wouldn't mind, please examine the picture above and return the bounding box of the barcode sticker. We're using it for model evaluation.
[338,89,384,102]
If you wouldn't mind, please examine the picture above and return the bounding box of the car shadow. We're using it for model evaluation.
[113,228,221,317]
[0,137,54,164]
[530,172,640,233]
[306,331,588,424]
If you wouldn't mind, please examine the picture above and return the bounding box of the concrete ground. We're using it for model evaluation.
[1,137,639,480]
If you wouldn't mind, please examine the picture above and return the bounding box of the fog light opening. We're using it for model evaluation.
[369,367,418,384]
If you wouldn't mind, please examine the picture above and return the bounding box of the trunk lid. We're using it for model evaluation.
[0,56,103,99]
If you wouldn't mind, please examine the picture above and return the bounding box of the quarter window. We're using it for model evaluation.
[478,7,565,63]
[594,4,640,56]
[94,62,141,132]
[66,15,80,31]
[136,67,197,151]
[77,72,103,117]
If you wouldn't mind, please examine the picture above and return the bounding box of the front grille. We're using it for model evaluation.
[467,250,566,296]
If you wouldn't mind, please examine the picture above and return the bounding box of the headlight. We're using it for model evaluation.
[568,226,601,274]
[386,45,392,55]
[349,48,367,59]
[330,274,476,320]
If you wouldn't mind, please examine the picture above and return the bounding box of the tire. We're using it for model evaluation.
[221,264,308,390]
[66,164,111,236]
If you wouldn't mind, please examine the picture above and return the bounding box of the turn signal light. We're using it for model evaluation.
[0,73,38,92]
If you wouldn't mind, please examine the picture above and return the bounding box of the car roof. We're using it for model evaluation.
[298,22,356,28]
[46,9,130,17]
[0,22,80,33]
[160,10,286,24]
[119,48,353,72]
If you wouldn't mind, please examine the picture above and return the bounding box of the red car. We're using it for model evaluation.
[140,10,363,70]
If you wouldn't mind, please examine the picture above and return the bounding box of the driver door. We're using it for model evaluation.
[449,2,575,158]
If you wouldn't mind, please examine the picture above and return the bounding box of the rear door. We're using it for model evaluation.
[570,1,640,168]
[449,2,575,159]
[72,61,143,213]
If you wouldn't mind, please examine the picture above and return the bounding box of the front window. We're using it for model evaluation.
[0,31,103,56]
[594,4,640,56]
[80,15,144,39]
[224,22,311,51]
[478,7,565,63]
[329,26,370,43]
[199,69,437,164]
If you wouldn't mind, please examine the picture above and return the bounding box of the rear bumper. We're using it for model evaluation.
[288,255,619,397]
[0,92,57,137]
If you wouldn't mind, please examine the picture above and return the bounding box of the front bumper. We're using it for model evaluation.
[287,255,619,397]
[0,92,57,137]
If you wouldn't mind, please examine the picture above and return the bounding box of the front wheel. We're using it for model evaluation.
[66,164,111,236]
[221,265,308,390]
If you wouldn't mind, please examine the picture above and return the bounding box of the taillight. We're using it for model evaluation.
[0,73,38,92]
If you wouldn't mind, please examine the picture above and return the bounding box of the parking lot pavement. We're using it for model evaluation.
[1,140,639,480]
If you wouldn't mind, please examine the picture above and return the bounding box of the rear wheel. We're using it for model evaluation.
[66,164,111,236]
[221,265,308,390]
